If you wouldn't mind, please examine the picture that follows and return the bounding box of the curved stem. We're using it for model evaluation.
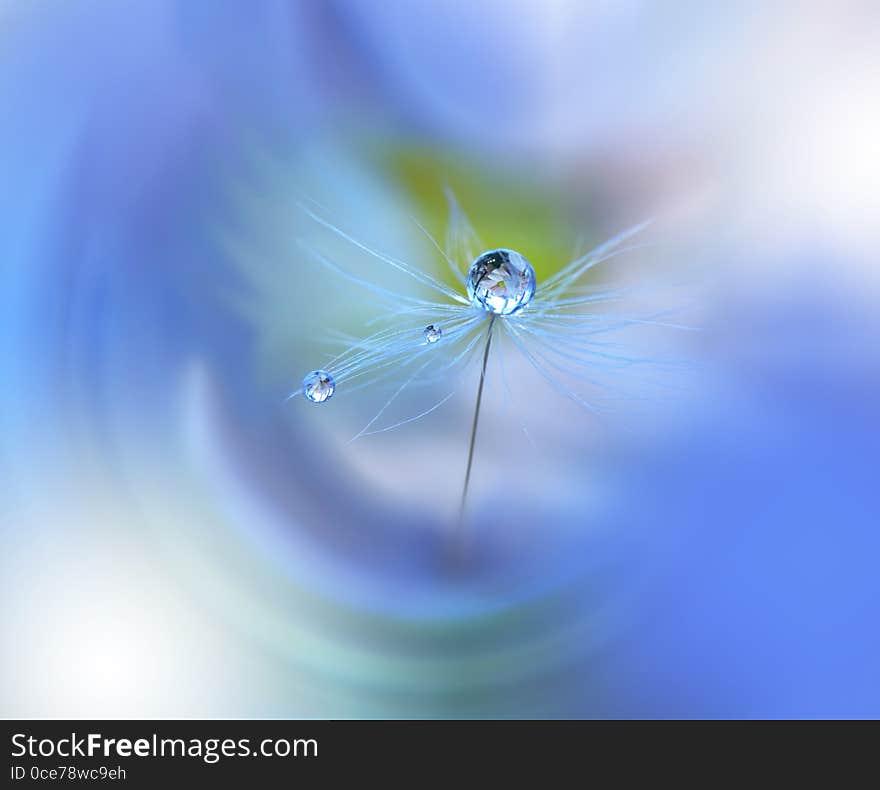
[458,315,496,528]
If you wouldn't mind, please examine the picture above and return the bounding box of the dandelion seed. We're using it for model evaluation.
[291,189,689,533]
[302,369,335,403]
[424,324,443,343]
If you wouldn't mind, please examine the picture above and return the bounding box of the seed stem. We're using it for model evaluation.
[457,315,496,530]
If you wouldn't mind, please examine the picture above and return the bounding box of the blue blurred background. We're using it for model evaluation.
[1,1,878,718]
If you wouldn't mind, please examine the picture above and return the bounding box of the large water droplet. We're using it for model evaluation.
[302,370,335,403]
[424,324,442,344]
[466,249,536,315]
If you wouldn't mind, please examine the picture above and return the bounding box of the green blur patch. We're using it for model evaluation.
[374,144,584,288]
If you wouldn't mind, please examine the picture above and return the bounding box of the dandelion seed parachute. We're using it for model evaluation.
[291,189,685,445]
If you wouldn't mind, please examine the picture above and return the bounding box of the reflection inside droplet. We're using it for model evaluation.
[302,370,335,403]
[466,249,536,315]
[424,324,442,344]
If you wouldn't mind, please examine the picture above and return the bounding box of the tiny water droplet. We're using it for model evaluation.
[424,324,442,344]
[302,370,335,403]
[467,249,536,315]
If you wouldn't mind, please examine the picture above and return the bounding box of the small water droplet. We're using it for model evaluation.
[302,370,335,403]
[424,324,442,343]
[467,249,536,315]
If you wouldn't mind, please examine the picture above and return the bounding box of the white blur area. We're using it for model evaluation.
[0,493,255,718]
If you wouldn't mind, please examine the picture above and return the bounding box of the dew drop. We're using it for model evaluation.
[466,249,536,315]
[302,370,335,403]
[424,324,442,344]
